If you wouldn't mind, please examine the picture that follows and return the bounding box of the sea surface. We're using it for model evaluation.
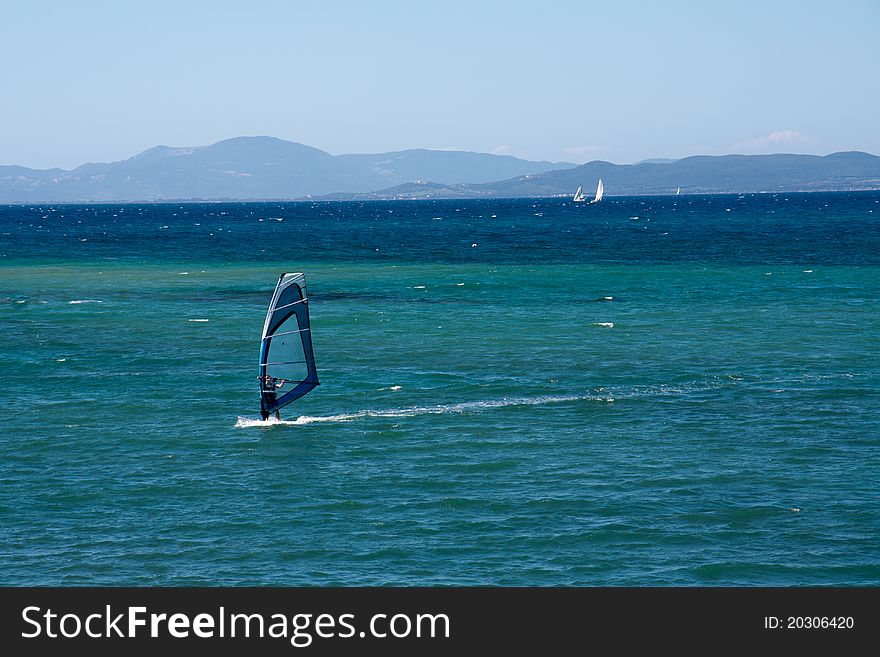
[1,193,879,585]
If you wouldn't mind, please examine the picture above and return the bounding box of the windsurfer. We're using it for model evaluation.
[262,375,284,420]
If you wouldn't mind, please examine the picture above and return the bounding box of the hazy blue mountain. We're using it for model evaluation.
[317,180,467,200]
[633,157,678,165]
[468,152,880,196]
[3,141,878,202]
[339,151,879,199]
[0,136,574,202]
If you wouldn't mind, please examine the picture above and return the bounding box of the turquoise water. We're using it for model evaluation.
[1,194,879,585]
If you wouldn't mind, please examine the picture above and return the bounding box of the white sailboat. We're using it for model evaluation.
[573,186,586,202]
[589,179,604,203]
[675,186,681,196]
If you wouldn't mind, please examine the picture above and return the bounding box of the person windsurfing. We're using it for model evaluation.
[262,375,285,420]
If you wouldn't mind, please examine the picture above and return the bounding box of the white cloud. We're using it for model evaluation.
[564,145,603,156]
[766,130,809,143]
[738,130,817,152]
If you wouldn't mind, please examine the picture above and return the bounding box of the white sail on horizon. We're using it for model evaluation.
[591,179,604,203]
[573,186,586,202]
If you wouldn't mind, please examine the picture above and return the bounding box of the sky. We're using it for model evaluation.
[1,0,879,169]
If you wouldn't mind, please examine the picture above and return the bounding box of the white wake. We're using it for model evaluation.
[233,372,858,429]
[234,393,612,428]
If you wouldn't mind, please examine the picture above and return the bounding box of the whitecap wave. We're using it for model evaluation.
[69,299,103,304]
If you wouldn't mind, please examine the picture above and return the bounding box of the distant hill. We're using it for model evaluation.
[326,151,880,199]
[2,140,878,202]
[633,157,678,165]
[0,136,574,202]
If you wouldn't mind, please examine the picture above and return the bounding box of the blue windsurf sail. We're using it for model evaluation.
[259,273,319,419]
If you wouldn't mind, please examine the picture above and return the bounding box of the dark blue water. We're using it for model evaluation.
[1,193,879,585]
[4,192,879,265]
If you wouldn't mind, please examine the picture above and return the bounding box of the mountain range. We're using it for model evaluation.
[0,137,573,203]
[1,136,879,203]
[326,152,880,200]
